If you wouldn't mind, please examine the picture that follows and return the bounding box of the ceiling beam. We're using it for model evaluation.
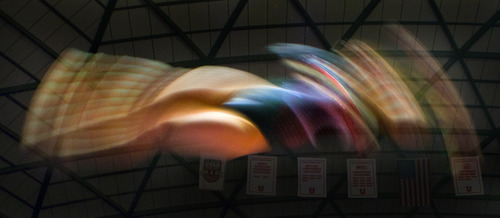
[428,0,499,149]
[31,166,54,218]
[0,122,129,216]
[39,0,93,43]
[127,150,163,214]
[0,184,34,210]
[439,9,500,72]
[289,0,332,50]
[89,0,117,53]
[143,0,206,59]
[29,147,130,216]
[206,0,248,60]
[0,83,38,96]
[311,175,347,217]
[0,51,41,83]
[99,21,500,46]
[219,174,247,217]
[0,9,58,59]
[336,0,381,50]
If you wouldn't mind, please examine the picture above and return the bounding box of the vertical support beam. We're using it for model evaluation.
[206,0,248,60]
[143,0,206,59]
[289,0,332,50]
[89,0,117,53]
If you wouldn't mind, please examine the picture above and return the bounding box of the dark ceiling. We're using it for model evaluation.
[0,0,500,217]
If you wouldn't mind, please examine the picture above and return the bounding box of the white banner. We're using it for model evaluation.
[347,159,377,198]
[298,157,327,197]
[247,155,277,195]
[450,156,484,196]
[199,156,226,191]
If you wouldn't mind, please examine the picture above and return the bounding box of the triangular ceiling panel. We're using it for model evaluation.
[162,4,191,32]
[344,0,368,22]
[480,59,500,80]
[305,26,325,48]
[324,0,346,22]
[303,0,326,24]
[420,0,438,21]
[208,1,231,29]
[0,171,39,205]
[248,0,267,26]
[267,0,287,24]
[188,34,211,57]
[6,1,47,28]
[451,25,476,49]
[416,25,439,50]
[433,26,453,50]
[128,8,155,38]
[44,25,81,53]
[469,27,493,52]
[229,30,249,56]
[438,0,461,22]
[457,81,480,106]
[359,25,382,47]
[148,9,174,35]
[446,60,467,79]
[470,106,491,129]
[108,10,133,40]
[400,0,424,21]
[188,2,211,31]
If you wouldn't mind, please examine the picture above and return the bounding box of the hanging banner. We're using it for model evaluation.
[298,157,327,197]
[450,156,484,196]
[199,156,226,191]
[247,155,277,195]
[347,159,377,198]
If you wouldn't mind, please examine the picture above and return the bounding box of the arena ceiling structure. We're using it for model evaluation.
[1,0,500,217]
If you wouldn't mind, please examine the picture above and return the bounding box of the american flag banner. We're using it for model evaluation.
[397,158,431,207]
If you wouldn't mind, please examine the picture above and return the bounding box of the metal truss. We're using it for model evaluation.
[0,0,499,217]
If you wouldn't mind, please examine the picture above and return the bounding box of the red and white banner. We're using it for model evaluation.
[347,159,377,198]
[247,155,277,195]
[450,156,484,196]
[298,157,327,197]
[199,156,226,191]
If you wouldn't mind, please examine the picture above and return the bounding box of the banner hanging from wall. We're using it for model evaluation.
[199,156,226,191]
[397,158,430,207]
[247,155,277,195]
[450,156,484,196]
[297,157,327,197]
[347,159,377,198]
